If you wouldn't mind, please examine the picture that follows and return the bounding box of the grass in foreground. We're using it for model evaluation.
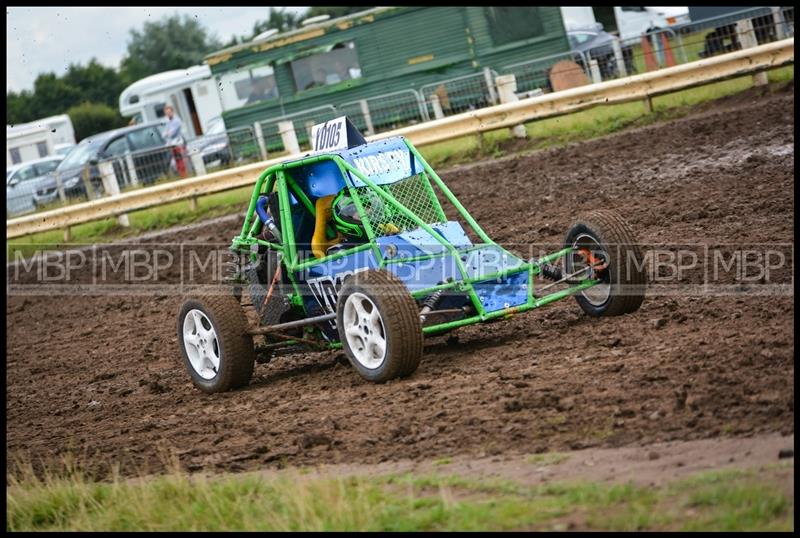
[6,459,793,531]
[6,66,793,262]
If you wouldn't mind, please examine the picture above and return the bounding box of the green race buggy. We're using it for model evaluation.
[176,121,645,393]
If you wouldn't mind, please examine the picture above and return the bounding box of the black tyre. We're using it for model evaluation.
[563,209,646,317]
[336,270,423,382]
[177,294,255,393]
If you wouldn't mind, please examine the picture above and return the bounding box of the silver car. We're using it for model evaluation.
[6,156,64,217]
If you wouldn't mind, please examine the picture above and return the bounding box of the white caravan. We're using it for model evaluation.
[6,114,76,167]
[119,65,225,140]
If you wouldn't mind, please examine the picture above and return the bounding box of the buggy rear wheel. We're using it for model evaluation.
[564,209,646,317]
[336,270,423,382]
[177,294,255,393]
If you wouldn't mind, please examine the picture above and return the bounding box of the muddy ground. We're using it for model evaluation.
[6,83,794,478]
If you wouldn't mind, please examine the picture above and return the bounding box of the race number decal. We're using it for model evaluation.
[311,117,347,152]
[310,116,367,153]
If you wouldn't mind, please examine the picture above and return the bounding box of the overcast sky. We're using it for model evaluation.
[6,6,310,93]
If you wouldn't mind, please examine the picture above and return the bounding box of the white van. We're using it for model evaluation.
[561,6,690,42]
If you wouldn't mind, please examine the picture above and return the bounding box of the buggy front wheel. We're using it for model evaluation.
[336,270,423,383]
[563,210,646,317]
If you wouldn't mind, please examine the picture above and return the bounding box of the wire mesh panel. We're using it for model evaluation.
[609,7,795,79]
[258,105,338,152]
[502,51,589,94]
[227,126,263,164]
[348,172,446,238]
[339,90,427,135]
[420,71,498,118]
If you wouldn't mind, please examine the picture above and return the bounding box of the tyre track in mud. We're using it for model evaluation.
[6,83,794,478]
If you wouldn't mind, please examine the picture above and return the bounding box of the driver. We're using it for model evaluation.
[331,189,400,249]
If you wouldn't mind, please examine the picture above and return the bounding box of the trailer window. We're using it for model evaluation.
[290,42,362,92]
[217,63,278,111]
[485,7,545,46]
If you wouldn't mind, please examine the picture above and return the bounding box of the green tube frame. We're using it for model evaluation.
[229,140,602,347]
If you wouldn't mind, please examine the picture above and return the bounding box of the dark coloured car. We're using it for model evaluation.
[567,25,635,80]
[34,121,175,206]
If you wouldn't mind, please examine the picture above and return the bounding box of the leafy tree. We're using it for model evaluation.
[119,14,222,86]
[67,102,127,142]
[62,60,124,109]
[6,90,36,125]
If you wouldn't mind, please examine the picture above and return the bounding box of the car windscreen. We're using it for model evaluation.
[58,138,103,170]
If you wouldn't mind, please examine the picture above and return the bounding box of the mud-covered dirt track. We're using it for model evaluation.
[6,84,794,478]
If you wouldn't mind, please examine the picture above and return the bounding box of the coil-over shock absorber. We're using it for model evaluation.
[419,289,443,323]
[540,263,562,281]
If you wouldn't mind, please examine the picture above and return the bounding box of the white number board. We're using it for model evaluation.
[311,117,348,152]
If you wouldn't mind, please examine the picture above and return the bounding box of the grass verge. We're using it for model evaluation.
[6,66,793,262]
[6,459,793,531]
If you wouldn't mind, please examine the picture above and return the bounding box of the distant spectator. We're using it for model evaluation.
[162,105,187,178]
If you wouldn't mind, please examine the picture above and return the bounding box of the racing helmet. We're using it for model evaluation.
[332,189,384,242]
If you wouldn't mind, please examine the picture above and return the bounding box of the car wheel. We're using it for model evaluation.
[336,270,423,382]
[177,294,255,393]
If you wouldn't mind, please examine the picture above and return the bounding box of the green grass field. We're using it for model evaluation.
[6,66,793,262]
[6,459,793,531]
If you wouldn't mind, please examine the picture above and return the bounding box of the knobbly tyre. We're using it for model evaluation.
[176,117,646,393]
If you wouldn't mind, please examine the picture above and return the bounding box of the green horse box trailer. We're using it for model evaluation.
[204,7,571,142]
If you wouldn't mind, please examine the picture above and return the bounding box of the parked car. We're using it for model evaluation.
[186,116,231,170]
[6,155,64,217]
[34,121,175,207]
[567,25,635,80]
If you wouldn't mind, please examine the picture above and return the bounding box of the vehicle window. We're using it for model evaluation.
[34,160,60,176]
[105,136,130,157]
[128,127,164,151]
[290,42,361,92]
[217,63,279,111]
[484,7,544,46]
[15,165,39,182]
[37,141,49,158]
[570,33,595,45]
[59,138,102,170]
[9,147,22,165]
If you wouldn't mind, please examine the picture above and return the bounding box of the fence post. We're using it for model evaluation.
[97,161,130,227]
[429,94,445,120]
[124,152,139,186]
[190,151,206,177]
[483,67,499,105]
[54,171,67,203]
[359,100,375,135]
[772,7,786,40]
[611,38,628,78]
[278,121,300,154]
[253,122,268,160]
[736,18,768,86]
[588,58,602,83]
[495,74,527,139]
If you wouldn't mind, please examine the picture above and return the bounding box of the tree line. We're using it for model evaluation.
[6,7,368,141]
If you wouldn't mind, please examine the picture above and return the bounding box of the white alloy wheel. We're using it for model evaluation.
[182,309,220,380]
[342,292,387,369]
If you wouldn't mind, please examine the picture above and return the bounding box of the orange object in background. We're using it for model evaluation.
[641,34,659,71]
[661,32,677,67]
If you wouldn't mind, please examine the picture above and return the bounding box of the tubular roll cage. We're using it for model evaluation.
[231,138,601,341]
